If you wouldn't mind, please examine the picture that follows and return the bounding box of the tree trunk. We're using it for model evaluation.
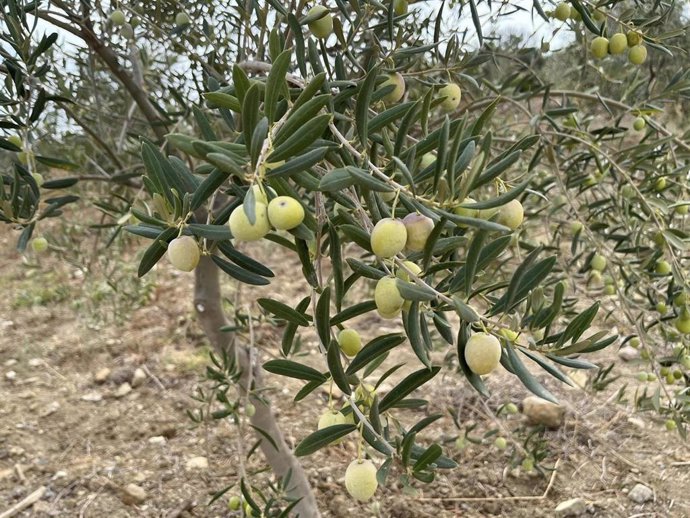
[194,256,321,517]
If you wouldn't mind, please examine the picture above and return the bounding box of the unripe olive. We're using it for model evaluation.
[370,218,407,258]
[374,277,404,318]
[655,177,666,191]
[633,117,646,131]
[395,260,422,281]
[608,33,627,55]
[354,383,376,407]
[497,199,524,230]
[307,5,333,39]
[31,236,48,253]
[553,2,571,21]
[121,22,134,39]
[402,213,434,252]
[7,135,22,148]
[167,235,200,272]
[345,459,378,501]
[175,12,190,26]
[505,403,519,414]
[629,337,641,348]
[628,45,647,65]
[420,152,436,170]
[110,9,126,26]
[228,495,241,510]
[338,328,362,357]
[464,332,502,375]
[621,185,635,199]
[267,196,305,230]
[590,254,606,272]
[660,366,670,376]
[245,403,256,417]
[438,83,462,112]
[499,328,518,342]
[646,373,657,382]
[494,437,508,450]
[674,292,687,306]
[627,30,643,47]
[675,317,690,334]
[665,419,677,431]
[245,502,253,516]
[380,72,405,104]
[228,202,270,241]
[31,172,44,187]
[655,260,671,275]
[318,409,347,441]
[636,372,648,382]
[393,0,408,15]
[592,9,606,22]
[590,37,609,59]
[454,197,478,219]
[656,301,667,314]
[570,221,583,233]
[674,204,689,215]
[521,457,534,471]
[604,284,615,295]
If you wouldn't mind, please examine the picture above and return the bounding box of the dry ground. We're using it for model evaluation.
[0,226,688,518]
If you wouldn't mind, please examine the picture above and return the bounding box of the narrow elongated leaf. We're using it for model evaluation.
[413,443,442,472]
[356,67,379,146]
[332,300,378,326]
[211,255,270,285]
[503,344,557,403]
[327,341,352,395]
[265,49,292,123]
[267,147,328,178]
[263,359,327,382]
[346,333,406,374]
[258,298,310,326]
[268,114,330,162]
[315,287,331,346]
[137,227,177,277]
[282,296,311,356]
[378,366,441,412]
[294,424,357,456]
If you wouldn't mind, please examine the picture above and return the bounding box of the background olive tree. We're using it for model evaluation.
[1,0,688,516]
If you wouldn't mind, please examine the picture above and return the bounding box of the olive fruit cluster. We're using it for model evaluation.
[589,31,647,65]
[228,188,305,242]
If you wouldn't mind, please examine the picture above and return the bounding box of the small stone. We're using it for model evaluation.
[40,401,60,417]
[628,483,653,504]
[114,383,132,398]
[618,346,639,362]
[148,436,166,445]
[185,456,209,470]
[627,417,645,429]
[109,367,134,385]
[52,470,67,480]
[28,358,43,367]
[4,359,18,367]
[131,368,147,388]
[94,368,111,384]
[5,370,17,381]
[121,483,147,505]
[555,498,587,517]
[81,392,103,402]
[522,396,565,429]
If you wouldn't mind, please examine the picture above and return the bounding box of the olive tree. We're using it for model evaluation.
[1,0,688,516]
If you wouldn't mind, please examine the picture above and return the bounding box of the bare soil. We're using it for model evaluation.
[0,227,688,518]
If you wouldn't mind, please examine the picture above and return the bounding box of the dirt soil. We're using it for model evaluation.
[0,227,688,518]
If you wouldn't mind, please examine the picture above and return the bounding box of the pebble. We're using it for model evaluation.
[522,396,565,429]
[28,358,43,367]
[94,368,111,384]
[5,370,17,381]
[40,401,60,417]
[114,383,132,398]
[618,346,639,362]
[627,417,645,429]
[4,359,18,367]
[121,483,147,505]
[81,392,103,402]
[555,498,587,516]
[628,483,653,504]
[185,456,209,470]
[148,436,166,445]
[131,368,147,388]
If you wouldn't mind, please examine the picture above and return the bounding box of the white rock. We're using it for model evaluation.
[5,370,17,381]
[185,456,209,470]
[40,401,60,417]
[52,470,67,480]
[131,368,147,388]
[555,498,587,517]
[94,368,111,384]
[114,382,132,398]
[4,359,18,367]
[627,417,645,429]
[522,396,565,429]
[618,346,639,362]
[148,436,166,445]
[121,483,147,505]
[28,358,43,367]
[628,483,653,504]
[81,392,103,402]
